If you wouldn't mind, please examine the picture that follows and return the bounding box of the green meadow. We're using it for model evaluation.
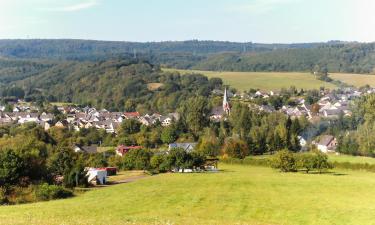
[164,68,375,91]
[164,68,337,91]
[2,163,375,225]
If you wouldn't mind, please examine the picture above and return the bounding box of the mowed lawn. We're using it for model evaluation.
[164,68,337,91]
[2,165,375,225]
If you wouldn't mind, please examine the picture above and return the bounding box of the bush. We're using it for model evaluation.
[35,183,73,201]
[271,149,297,172]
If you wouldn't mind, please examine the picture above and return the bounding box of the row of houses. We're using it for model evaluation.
[0,105,179,134]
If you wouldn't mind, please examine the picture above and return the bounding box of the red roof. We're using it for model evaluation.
[116,145,142,155]
[124,112,140,117]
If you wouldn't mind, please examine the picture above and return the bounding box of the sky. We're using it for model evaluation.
[0,0,374,43]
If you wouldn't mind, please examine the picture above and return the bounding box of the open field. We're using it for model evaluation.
[164,68,375,91]
[328,154,375,165]
[147,82,164,91]
[2,164,375,225]
[164,68,337,91]
[254,154,375,165]
[330,73,375,87]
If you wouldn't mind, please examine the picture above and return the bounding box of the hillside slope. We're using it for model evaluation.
[1,164,375,225]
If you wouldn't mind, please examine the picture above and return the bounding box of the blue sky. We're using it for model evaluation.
[0,0,374,43]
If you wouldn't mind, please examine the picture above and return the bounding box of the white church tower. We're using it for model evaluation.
[223,88,230,115]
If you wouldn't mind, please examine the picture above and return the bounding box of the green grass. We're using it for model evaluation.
[164,68,337,91]
[328,154,375,165]
[2,164,375,225]
[107,170,146,183]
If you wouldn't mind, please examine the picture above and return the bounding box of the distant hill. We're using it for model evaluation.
[0,39,327,59]
[0,39,374,74]
[7,58,222,112]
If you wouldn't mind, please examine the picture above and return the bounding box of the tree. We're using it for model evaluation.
[270,149,297,172]
[181,96,210,138]
[296,153,315,173]
[197,128,221,157]
[0,149,24,186]
[222,138,249,159]
[47,147,75,176]
[119,119,141,135]
[312,150,333,173]
[161,126,177,144]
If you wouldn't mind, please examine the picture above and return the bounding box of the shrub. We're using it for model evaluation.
[271,149,297,172]
[35,183,73,201]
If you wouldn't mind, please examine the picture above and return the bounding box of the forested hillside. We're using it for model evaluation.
[14,58,222,112]
[1,39,375,74]
[0,39,322,59]
[194,44,375,74]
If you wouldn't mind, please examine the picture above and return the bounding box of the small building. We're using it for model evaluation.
[74,145,98,154]
[316,135,337,153]
[86,168,107,185]
[116,145,142,156]
[168,143,197,153]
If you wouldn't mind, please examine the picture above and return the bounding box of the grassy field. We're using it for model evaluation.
[147,82,164,91]
[2,164,375,225]
[164,68,337,91]
[164,68,375,91]
[330,73,375,87]
[328,154,375,165]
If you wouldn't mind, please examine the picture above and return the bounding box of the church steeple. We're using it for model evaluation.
[223,87,230,114]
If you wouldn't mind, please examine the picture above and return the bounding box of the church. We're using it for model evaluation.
[209,88,231,121]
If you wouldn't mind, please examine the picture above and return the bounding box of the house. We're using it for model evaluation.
[210,106,225,121]
[316,135,337,153]
[39,112,54,122]
[55,120,69,128]
[298,136,307,150]
[124,112,140,120]
[160,116,173,126]
[168,142,197,153]
[86,168,107,185]
[116,145,142,156]
[74,145,98,154]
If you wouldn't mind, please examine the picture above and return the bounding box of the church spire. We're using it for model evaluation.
[223,87,230,114]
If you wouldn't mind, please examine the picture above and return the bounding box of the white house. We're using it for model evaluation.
[86,168,107,185]
[316,135,337,153]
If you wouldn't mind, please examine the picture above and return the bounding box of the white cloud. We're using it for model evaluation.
[226,0,299,15]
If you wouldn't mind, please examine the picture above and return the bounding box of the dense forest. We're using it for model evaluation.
[11,58,223,112]
[1,39,375,74]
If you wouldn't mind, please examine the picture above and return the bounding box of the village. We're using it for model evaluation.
[0,85,373,160]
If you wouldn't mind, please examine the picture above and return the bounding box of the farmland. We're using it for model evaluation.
[164,68,337,91]
[164,68,375,91]
[330,73,375,87]
[2,164,375,225]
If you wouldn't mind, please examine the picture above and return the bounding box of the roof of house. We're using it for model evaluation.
[116,145,142,154]
[318,135,335,146]
[168,143,197,152]
[124,112,140,117]
[81,145,98,154]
